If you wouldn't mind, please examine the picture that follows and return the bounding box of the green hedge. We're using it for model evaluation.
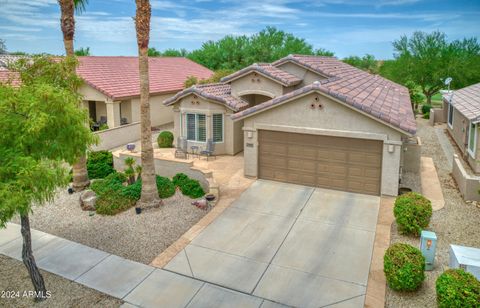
[384,243,425,291]
[87,150,116,179]
[422,104,432,115]
[172,173,205,198]
[436,269,480,308]
[394,192,432,236]
[91,173,135,215]
[157,131,174,148]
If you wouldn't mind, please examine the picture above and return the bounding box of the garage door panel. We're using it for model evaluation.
[258,130,382,195]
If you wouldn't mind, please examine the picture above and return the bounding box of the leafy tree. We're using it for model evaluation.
[187,27,333,70]
[0,56,96,301]
[343,54,379,74]
[0,39,6,54]
[135,0,161,207]
[58,0,90,191]
[75,47,90,56]
[404,81,424,111]
[148,47,161,56]
[148,47,188,57]
[184,69,236,88]
[392,31,480,104]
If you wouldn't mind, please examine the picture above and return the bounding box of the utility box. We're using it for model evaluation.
[449,245,480,279]
[420,230,437,271]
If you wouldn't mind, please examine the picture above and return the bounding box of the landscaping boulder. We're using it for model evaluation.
[80,190,97,211]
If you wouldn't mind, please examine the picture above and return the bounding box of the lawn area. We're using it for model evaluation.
[430,92,443,107]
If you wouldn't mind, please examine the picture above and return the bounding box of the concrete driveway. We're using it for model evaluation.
[165,180,380,307]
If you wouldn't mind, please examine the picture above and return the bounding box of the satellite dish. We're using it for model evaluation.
[445,77,453,85]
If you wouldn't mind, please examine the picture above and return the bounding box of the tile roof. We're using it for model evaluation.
[220,63,302,86]
[76,56,213,100]
[263,55,415,134]
[0,55,26,71]
[445,83,480,122]
[0,70,20,87]
[164,83,249,111]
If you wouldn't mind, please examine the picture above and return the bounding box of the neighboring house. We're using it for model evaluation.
[442,83,480,173]
[77,56,212,129]
[0,55,213,129]
[165,55,416,196]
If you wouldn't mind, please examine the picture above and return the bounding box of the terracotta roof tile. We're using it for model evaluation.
[76,56,213,100]
[164,83,249,111]
[0,70,20,87]
[221,63,302,86]
[445,83,480,122]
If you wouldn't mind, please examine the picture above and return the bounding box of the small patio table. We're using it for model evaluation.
[190,146,199,159]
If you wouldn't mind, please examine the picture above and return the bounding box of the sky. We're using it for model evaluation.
[0,0,479,59]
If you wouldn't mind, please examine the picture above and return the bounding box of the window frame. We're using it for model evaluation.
[468,121,477,158]
[212,113,224,143]
[447,102,454,128]
[185,113,207,143]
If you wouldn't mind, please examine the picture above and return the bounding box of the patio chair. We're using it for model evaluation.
[200,139,216,161]
[175,137,188,159]
[99,116,107,125]
[121,117,128,125]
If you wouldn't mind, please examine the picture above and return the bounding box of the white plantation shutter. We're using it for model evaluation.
[213,114,223,142]
[186,114,196,141]
[197,114,206,142]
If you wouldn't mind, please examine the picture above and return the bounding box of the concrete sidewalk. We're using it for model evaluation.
[0,223,284,308]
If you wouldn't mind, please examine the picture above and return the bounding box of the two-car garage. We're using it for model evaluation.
[258,130,383,195]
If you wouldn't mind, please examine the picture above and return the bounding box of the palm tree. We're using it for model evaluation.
[135,0,161,208]
[59,0,90,191]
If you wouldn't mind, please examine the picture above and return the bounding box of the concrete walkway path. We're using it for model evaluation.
[0,223,287,307]
[435,126,454,169]
[165,180,380,308]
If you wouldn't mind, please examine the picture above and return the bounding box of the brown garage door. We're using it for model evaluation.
[258,130,383,195]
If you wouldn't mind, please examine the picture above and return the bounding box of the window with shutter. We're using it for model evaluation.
[197,114,206,142]
[186,114,196,141]
[213,114,223,143]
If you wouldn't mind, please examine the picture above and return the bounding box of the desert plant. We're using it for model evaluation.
[157,131,174,148]
[436,268,480,308]
[87,150,115,179]
[95,192,136,215]
[179,178,205,198]
[384,243,425,291]
[124,157,136,184]
[394,192,432,236]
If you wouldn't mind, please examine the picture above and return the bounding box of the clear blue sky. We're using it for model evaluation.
[1,0,479,59]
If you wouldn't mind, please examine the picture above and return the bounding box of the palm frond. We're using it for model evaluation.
[74,0,88,13]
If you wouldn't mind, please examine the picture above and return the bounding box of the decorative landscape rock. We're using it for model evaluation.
[80,190,97,211]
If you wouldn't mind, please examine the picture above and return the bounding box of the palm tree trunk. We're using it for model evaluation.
[135,0,160,207]
[21,214,47,302]
[60,0,89,191]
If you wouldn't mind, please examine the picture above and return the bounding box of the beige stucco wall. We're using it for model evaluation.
[240,92,407,196]
[91,122,141,151]
[452,154,480,201]
[230,72,284,99]
[171,94,243,155]
[276,62,327,88]
[402,136,421,173]
[131,93,175,127]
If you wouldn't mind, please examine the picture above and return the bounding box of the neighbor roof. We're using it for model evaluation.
[220,63,302,87]
[164,83,249,111]
[445,83,480,122]
[76,56,213,100]
[0,70,20,87]
[0,55,26,71]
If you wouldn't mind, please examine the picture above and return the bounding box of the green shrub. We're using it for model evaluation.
[436,269,480,308]
[423,112,430,119]
[95,191,136,215]
[156,176,176,198]
[172,173,189,187]
[157,131,174,148]
[87,150,115,179]
[384,243,425,291]
[99,123,109,131]
[421,104,432,115]
[180,179,205,198]
[394,192,432,236]
[120,180,142,200]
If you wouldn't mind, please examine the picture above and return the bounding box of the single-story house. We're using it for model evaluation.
[77,56,212,129]
[442,83,480,173]
[164,55,417,196]
[0,55,213,129]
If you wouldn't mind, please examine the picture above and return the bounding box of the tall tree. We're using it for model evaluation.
[58,0,90,191]
[0,56,95,301]
[392,31,480,104]
[343,54,379,74]
[75,47,90,56]
[135,0,160,207]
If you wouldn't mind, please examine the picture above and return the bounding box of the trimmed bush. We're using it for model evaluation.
[156,176,176,198]
[180,179,205,198]
[422,104,432,115]
[95,192,136,215]
[436,269,480,308]
[384,243,425,291]
[90,172,135,215]
[120,180,142,200]
[394,192,432,236]
[87,150,115,179]
[157,131,174,148]
[173,173,189,187]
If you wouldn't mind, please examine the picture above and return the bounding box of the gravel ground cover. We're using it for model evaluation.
[0,255,122,308]
[11,189,208,265]
[386,118,480,307]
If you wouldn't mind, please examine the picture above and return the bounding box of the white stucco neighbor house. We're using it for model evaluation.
[164,55,417,196]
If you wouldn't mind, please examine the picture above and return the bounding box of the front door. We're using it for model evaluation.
[88,101,97,122]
